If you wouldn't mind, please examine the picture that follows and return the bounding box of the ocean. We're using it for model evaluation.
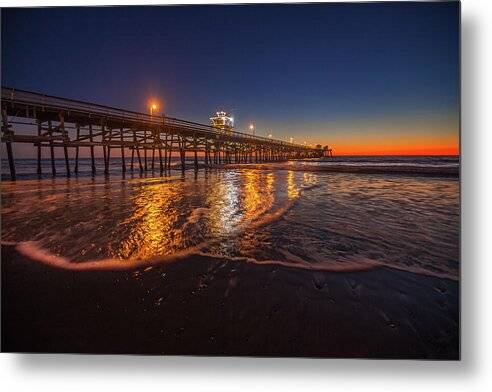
[1,156,460,280]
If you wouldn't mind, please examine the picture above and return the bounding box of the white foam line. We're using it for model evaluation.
[10,240,458,281]
[193,251,384,273]
[15,241,209,271]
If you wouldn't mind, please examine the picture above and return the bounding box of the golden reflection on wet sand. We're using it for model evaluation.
[242,170,275,221]
[115,181,185,260]
[206,171,241,236]
[205,170,281,239]
[1,169,308,264]
[287,170,299,199]
[266,172,275,193]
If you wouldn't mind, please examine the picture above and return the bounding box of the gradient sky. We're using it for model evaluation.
[2,2,459,156]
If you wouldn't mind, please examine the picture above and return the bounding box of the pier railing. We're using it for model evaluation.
[2,87,309,149]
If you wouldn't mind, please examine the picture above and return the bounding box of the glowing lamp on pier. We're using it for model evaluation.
[249,123,255,136]
[289,137,294,143]
[149,102,159,116]
[268,133,272,139]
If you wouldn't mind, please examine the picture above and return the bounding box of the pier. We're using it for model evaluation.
[1,87,331,180]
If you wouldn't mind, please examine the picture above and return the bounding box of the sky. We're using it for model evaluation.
[2,2,459,156]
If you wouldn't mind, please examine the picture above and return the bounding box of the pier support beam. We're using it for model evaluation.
[179,137,186,170]
[167,137,173,170]
[151,144,156,171]
[144,130,148,171]
[102,124,107,173]
[163,134,168,171]
[2,109,16,180]
[75,124,80,174]
[193,134,198,170]
[106,127,112,175]
[89,124,96,174]
[37,119,42,175]
[137,147,143,172]
[205,142,210,166]
[120,127,126,173]
[59,113,70,177]
[48,120,56,176]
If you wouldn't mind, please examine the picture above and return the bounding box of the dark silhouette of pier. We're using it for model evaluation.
[1,87,331,180]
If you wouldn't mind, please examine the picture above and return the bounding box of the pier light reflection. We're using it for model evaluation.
[266,172,275,193]
[115,181,185,261]
[243,170,262,219]
[204,170,278,240]
[287,170,299,199]
[242,170,276,223]
[206,171,241,236]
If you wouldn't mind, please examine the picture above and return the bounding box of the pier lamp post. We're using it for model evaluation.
[268,133,272,139]
[249,123,255,136]
[150,103,158,116]
[289,137,293,143]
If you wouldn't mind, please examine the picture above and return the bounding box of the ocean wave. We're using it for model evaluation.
[216,163,459,177]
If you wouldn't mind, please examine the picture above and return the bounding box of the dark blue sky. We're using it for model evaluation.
[2,2,459,154]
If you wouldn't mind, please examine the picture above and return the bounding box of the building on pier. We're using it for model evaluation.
[210,111,234,134]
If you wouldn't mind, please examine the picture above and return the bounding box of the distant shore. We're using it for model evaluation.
[2,244,459,358]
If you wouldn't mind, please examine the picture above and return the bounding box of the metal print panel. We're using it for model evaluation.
[1,1,460,359]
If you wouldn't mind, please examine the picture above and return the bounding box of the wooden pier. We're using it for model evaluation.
[1,87,330,180]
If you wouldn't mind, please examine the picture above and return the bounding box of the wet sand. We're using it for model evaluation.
[1,244,459,358]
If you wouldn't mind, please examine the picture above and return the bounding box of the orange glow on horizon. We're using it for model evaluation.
[332,145,459,156]
[288,113,460,156]
[318,130,459,156]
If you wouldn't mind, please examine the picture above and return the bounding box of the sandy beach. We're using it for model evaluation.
[1,243,458,358]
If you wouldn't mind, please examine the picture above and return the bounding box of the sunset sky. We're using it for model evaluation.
[2,2,459,156]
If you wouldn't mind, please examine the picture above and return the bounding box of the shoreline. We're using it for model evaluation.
[1,244,459,358]
[1,162,459,182]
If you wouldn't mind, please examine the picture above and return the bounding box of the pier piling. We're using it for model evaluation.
[37,119,42,175]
